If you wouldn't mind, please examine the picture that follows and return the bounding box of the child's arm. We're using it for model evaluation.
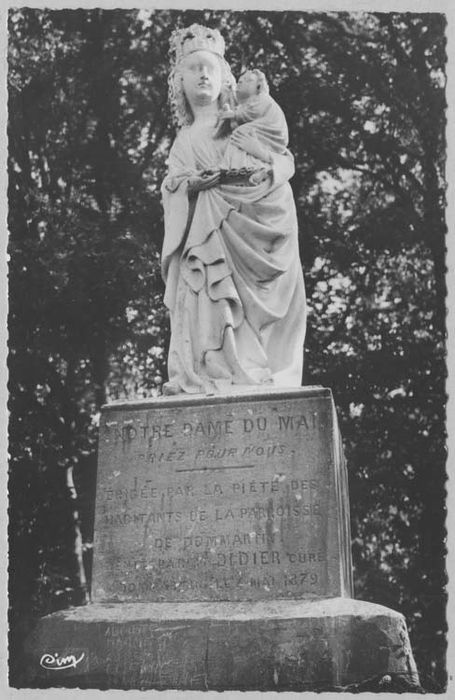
[235,94,270,125]
[214,103,238,138]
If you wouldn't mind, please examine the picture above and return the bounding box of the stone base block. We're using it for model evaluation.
[22,597,420,691]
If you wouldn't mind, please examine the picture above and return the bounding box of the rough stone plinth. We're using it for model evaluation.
[92,387,352,602]
[22,598,419,690]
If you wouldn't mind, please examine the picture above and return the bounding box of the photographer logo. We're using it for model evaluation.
[40,652,85,670]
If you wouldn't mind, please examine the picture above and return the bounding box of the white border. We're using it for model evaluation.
[2,2,453,699]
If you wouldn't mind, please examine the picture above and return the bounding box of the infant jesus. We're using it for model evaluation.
[215,69,289,185]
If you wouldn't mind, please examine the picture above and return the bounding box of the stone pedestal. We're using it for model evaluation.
[22,388,420,690]
[23,599,419,690]
[92,387,352,602]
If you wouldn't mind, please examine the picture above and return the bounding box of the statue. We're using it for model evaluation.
[161,25,306,395]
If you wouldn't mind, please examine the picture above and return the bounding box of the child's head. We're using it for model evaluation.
[236,69,269,102]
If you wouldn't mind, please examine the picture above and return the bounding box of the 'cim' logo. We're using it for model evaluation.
[40,652,85,670]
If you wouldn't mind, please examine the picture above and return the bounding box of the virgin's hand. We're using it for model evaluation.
[249,167,272,185]
[187,171,221,193]
[230,130,271,163]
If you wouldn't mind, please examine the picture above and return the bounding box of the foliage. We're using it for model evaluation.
[8,9,446,691]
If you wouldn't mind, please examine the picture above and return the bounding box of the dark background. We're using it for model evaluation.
[8,9,447,691]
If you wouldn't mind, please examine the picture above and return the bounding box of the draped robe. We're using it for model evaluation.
[161,124,306,394]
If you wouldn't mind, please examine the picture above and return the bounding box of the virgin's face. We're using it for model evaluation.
[181,50,222,108]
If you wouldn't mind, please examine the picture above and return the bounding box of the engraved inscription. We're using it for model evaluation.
[92,394,341,602]
[104,409,325,444]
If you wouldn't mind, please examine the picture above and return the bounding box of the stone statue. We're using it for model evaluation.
[161,24,306,395]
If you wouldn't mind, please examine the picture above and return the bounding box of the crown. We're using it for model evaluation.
[169,24,225,65]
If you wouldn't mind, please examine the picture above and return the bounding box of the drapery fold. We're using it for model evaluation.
[161,126,306,394]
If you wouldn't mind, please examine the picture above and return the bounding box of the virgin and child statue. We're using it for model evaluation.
[161,24,306,395]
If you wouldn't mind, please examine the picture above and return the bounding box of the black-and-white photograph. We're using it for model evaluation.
[6,2,450,695]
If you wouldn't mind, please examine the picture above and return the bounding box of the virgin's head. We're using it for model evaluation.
[168,25,236,128]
